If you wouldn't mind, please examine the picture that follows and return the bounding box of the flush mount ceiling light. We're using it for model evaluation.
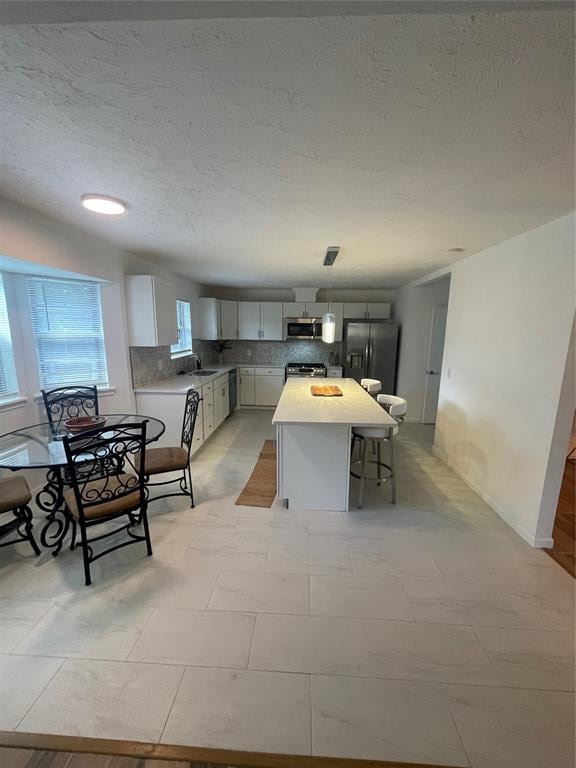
[81,194,127,216]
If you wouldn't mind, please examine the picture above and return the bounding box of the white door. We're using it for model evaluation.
[238,302,261,340]
[220,300,238,339]
[423,303,448,424]
[260,302,283,340]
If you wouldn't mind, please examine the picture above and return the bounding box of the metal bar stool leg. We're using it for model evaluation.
[388,433,397,504]
[357,438,369,509]
[376,441,382,486]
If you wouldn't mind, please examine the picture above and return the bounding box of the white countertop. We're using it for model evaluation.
[272,378,397,427]
[134,363,343,395]
[134,366,236,394]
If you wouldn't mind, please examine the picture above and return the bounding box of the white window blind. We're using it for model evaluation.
[0,274,19,397]
[27,277,109,389]
[171,300,192,357]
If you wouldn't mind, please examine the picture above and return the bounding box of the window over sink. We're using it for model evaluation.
[171,300,193,358]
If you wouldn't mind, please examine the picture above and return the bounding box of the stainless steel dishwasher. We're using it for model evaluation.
[228,369,238,413]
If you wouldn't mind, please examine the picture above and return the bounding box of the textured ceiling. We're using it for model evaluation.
[0,7,574,287]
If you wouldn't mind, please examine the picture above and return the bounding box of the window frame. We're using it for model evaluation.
[171,299,193,359]
[0,272,20,402]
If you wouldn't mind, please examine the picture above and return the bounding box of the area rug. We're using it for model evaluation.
[235,440,277,507]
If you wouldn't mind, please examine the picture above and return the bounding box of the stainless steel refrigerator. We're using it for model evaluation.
[343,320,399,394]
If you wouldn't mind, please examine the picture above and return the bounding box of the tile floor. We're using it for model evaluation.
[0,410,574,767]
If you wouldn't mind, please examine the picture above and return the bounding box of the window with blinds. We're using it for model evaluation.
[0,273,19,398]
[27,276,109,389]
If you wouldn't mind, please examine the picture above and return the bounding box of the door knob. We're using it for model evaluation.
[426,370,439,375]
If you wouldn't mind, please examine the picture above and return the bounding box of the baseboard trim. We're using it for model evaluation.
[432,445,550,549]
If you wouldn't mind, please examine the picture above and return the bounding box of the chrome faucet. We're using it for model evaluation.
[185,353,202,374]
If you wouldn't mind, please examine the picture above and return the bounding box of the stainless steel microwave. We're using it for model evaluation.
[284,317,323,340]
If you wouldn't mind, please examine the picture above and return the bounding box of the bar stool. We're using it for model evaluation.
[351,395,407,508]
[0,476,40,555]
[361,378,382,396]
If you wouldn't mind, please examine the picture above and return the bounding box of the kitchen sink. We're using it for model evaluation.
[187,370,219,376]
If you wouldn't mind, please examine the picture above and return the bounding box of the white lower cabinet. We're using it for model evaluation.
[238,367,284,407]
[255,375,283,407]
[135,390,205,456]
[254,369,284,407]
[213,374,230,427]
[202,383,215,439]
[239,367,255,406]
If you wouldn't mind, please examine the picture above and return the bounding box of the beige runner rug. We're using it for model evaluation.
[235,440,277,507]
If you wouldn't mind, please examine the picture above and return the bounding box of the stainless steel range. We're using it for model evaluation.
[285,363,327,380]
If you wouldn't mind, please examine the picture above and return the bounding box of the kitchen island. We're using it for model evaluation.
[273,377,397,511]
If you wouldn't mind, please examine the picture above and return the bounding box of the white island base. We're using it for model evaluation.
[273,378,397,512]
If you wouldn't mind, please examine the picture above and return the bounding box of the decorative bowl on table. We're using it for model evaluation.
[63,416,107,433]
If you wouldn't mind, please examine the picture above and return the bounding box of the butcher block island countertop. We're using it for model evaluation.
[273,378,397,511]
[273,378,397,428]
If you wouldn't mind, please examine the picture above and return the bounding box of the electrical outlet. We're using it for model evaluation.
[447,367,452,378]
[246,349,252,359]
[158,359,164,372]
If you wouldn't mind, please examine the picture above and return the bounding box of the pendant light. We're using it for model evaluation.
[322,247,340,344]
[322,310,336,343]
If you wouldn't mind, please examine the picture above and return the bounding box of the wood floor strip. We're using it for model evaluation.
[0,732,460,768]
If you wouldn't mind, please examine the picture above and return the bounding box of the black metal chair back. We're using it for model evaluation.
[63,422,147,524]
[181,388,201,460]
[41,385,99,430]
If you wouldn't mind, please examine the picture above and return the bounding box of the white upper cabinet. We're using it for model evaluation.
[125,275,177,347]
[238,302,283,340]
[199,298,222,340]
[283,302,307,318]
[220,300,239,339]
[282,302,329,318]
[343,302,391,319]
[366,302,391,319]
[238,302,261,340]
[343,302,368,319]
[260,302,283,340]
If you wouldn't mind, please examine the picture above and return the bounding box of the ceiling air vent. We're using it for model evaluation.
[323,247,340,266]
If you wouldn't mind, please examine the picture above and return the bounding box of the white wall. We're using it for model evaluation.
[434,214,575,547]
[0,196,203,471]
[395,277,451,420]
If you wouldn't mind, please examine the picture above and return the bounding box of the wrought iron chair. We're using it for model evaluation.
[62,422,151,586]
[142,388,200,508]
[0,476,40,555]
[41,385,99,431]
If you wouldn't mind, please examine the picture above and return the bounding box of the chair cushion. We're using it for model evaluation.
[0,476,32,514]
[142,447,189,475]
[64,474,141,520]
[353,426,398,439]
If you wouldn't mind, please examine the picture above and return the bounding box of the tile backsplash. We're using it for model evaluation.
[221,341,343,366]
[130,340,343,388]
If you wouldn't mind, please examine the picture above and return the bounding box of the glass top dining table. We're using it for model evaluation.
[0,414,165,555]
[0,414,165,470]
